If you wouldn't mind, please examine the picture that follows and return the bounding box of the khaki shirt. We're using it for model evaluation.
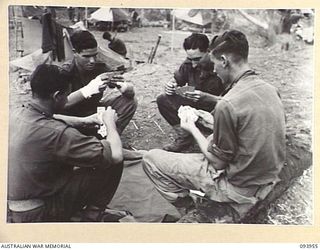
[8,103,112,200]
[208,74,286,188]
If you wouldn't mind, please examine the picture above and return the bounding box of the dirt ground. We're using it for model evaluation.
[9,23,313,224]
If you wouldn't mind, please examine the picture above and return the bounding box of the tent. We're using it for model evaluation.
[169,9,212,52]
[172,9,212,26]
[89,8,130,23]
[10,27,74,71]
[10,14,129,72]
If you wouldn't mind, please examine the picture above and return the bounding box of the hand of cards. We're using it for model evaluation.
[97,107,107,138]
[178,105,198,122]
[99,72,125,89]
[175,85,195,97]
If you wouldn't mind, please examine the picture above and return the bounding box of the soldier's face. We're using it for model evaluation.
[74,47,98,71]
[186,49,206,68]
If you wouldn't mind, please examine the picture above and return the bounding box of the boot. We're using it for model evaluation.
[80,206,132,222]
[172,196,196,217]
[163,125,193,152]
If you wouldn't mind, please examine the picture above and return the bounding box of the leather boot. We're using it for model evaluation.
[163,125,193,152]
[172,196,195,217]
[80,205,132,222]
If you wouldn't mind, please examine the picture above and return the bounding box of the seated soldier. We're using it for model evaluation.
[157,33,224,152]
[143,30,286,221]
[103,31,127,58]
[8,64,128,222]
[61,30,136,135]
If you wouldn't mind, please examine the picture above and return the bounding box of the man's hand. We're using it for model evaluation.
[102,107,118,129]
[180,109,198,133]
[165,79,177,95]
[184,90,202,102]
[180,115,197,133]
[194,109,214,129]
[184,91,222,103]
[80,75,107,98]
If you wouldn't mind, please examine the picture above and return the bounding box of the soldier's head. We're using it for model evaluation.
[183,33,209,68]
[209,30,249,84]
[70,30,98,71]
[30,64,71,111]
[102,31,112,41]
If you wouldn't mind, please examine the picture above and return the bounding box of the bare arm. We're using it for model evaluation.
[184,91,222,104]
[200,92,222,103]
[102,107,123,164]
[64,75,108,109]
[190,127,228,170]
[180,115,227,170]
[64,90,86,109]
[54,113,99,128]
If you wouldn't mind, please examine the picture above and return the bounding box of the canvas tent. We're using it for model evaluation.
[16,18,43,56]
[10,26,75,71]
[89,8,130,23]
[172,9,212,26]
[10,12,129,72]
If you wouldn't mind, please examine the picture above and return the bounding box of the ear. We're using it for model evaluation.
[221,55,229,68]
[52,90,62,102]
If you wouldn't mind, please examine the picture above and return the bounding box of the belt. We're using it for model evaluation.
[8,199,45,212]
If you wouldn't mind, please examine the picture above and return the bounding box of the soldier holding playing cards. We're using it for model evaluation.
[157,33,224,152]
[8,64,130,222]
[143,30,285,221]
[60,30,137,136]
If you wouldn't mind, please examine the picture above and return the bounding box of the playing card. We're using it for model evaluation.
[178,105,198,122]
[175,85,195,97]
[97,107,107,138]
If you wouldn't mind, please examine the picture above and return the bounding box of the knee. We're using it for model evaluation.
[118,96,138,114]
[156,93,170,108]
[128,96,138,112]
[132,97,138,111]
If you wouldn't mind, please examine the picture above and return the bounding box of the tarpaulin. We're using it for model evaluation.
[109,150,180,222]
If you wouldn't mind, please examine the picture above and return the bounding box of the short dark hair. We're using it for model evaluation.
[102,31,112,41]
[210,30,249,62]
[30,64,70,99]
[70,30,97,53]
[183,33,209,52]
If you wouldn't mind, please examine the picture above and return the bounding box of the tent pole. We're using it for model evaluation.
[85,7,88,28]
[171,11,175,53]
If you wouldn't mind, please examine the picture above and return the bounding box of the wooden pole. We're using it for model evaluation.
[171,10,175,53]
[147,47,154,63]
[150,34,162,63]
[85,7,88,28]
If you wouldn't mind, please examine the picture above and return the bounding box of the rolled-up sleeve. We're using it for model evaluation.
[207,100,238,162]
[54,126,112,168]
